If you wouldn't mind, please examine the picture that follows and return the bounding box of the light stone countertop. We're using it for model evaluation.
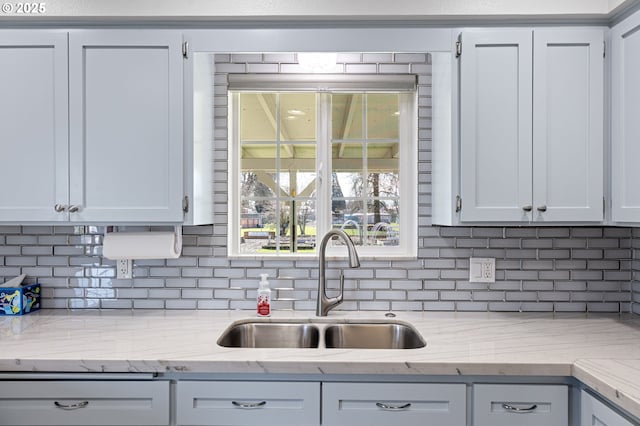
[2,310,640,417]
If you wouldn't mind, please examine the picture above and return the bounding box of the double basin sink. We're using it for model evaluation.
[217,319,426,349]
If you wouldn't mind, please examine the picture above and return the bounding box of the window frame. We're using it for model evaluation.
[228,86,417,259]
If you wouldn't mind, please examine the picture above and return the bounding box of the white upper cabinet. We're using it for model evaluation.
[0,30,185,224]
[0,31,69,222]
[612,9,640,224]
[68,31,184,222]
[532,29,604,222]
[459,28,604,223]
[460,30,533,222]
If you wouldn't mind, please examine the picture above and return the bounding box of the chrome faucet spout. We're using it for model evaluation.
[316,229,360,317]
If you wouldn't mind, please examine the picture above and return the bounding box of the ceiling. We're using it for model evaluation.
[239,92,400,174]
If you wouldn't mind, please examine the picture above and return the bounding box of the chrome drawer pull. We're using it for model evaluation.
[54,401,89,410]
[232,400,267,409]
[502,403,538,413]
[376,402,411,411]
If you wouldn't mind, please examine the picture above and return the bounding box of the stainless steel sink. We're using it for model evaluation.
[324,323,426,349]
[217,322,320,348]
[217,320,426,349]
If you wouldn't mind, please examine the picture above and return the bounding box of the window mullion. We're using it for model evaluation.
[318,93,331,241]
[362,94,369,247]
[230,92,241,255]
[275,93,282,254]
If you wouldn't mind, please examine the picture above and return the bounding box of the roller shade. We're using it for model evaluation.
[227,73,417,92]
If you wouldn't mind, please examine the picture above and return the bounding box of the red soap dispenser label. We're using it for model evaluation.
[257,295,271,316]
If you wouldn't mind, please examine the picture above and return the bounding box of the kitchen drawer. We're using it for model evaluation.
[176,380,320,426]
[473,384,568,426]
[0,380,169,426]
[581,391,635,426]
[322,382,466,426]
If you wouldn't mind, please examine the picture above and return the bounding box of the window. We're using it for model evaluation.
[228,76,417,258]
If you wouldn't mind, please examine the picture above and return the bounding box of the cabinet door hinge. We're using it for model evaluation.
[183,196,190,213]
[455,35,462,58]
[455,195,462,212]
[182,41,189,59]
[603,41,606,58]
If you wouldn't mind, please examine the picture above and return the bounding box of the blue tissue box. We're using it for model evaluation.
[0,283,40,315]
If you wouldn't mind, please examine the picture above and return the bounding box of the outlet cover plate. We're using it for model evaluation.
[469,257,495,283]
[117,259,133,279]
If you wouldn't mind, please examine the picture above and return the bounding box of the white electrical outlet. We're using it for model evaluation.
[469,257,495,283]
[117,259,133,279]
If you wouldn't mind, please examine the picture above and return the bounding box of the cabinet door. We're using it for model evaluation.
[0,31,69,222]
[474,384,568,426]
[176,381,320,426]
[581,391,635,426]
[0,380,169,425]
[68,30,183,222]
[533,29,604,222]
[460,30,533,222]
[612,10,640,223]
[322,382,466,426]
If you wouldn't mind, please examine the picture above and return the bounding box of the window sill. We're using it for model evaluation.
[227,253,418,261]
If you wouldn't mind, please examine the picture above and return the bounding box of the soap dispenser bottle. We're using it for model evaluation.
[257,273,271,317]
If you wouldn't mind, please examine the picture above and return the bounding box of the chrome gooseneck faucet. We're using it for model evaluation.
[316,229,361,316]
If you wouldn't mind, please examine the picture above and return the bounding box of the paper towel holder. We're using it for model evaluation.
[104,225,183,256]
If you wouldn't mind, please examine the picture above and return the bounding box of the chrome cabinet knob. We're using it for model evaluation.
[68,205,81,213]
[537,205,547,212]
[522,205,533,212]
[54,204,67,212]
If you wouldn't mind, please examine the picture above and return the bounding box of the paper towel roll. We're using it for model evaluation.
[103,232,182,260]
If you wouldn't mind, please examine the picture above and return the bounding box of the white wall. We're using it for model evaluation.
[12,0,636,19]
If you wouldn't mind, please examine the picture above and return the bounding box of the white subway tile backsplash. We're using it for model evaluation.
[132,278,164,288]
[69,298,100,309]
[522,281,554,291]
[22,246,53,255]
[149,289,180,299]
[572,270,604,280]
[556,260,587,269]
[588,302,623,312]
[117,288,149,299]
[391,301,423,311]
[166,299,197,309]
[359,301,391,311]
[378,64,410,73]
[231,53,263,63]
[362,53,393,62]
[457,301,488,311]
[101,299,133,309]
[345,63,377,73]
[394,53,427,63]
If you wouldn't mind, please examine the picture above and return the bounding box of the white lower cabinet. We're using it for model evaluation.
[0,380,169,426]
[175,381,321,426]
[582,391,635,426]
[3,377,637,426]
[322,382,466,426]
[473,384,568,426]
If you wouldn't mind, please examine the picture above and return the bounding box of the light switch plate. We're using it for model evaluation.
[469,257,495,283]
